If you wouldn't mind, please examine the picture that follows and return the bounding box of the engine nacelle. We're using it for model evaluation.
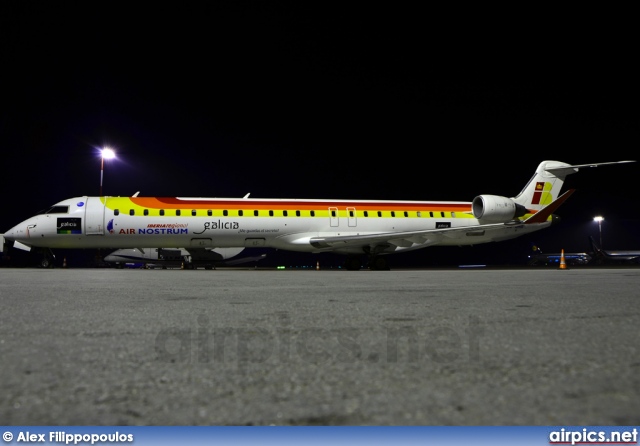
[472,195,528,223]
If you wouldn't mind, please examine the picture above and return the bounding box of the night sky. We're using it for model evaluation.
[2,4,638,267]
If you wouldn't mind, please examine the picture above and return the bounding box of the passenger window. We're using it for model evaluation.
[223,210,228,216]
[238,210,243,216]
[269,210,274,216]
[391,211,395,217]
[208,210,213,216]
[160,209,165,216]
[377,211,382,217]
[114,209,120,216]
[451,212,456,218]
[192,210,197,216]
[144,209,149,216]
[441,212,445,217]
[176,210,181,216]
[129,209,135,216]
[310,210,315,217]
[417,211,421,217]
[364,211,368,217]
[296,210,300,217]
[283,210,288,217]
[254,210,259,216]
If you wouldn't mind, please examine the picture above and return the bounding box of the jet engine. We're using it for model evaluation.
[472,195,528,223]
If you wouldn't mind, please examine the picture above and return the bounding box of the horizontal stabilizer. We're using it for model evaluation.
[224,253,267,266]
[545,160,636,177]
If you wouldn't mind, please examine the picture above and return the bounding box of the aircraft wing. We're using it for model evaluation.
[223,253,267,266]
[309,221,523,252]
[309,190,574,253]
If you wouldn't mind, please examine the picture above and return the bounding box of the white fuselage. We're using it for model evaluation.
[4,195,547,256]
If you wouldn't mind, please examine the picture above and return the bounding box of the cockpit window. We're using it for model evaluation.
[37,205,69,215]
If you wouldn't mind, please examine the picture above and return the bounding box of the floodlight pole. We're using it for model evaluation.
[99,148,115,196]
[598,220,603,249]
[100,156,105,196]
[593,216,604,249]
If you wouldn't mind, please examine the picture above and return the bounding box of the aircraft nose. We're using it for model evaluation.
[4,224,18,241]
[3,218,39,250]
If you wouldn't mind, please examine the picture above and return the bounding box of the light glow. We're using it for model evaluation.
[101,147,116,159]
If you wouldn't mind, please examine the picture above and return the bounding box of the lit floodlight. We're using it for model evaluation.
[101,147,116,160]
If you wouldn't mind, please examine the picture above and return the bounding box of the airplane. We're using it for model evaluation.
[103,247,267,269]
[527,243,592,266]
[3,160,635,271]
[588,235,640,265]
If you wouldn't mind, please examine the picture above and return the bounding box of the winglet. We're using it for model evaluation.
[523,189,575,224]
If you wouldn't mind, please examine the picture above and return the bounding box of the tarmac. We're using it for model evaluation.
[1,266,639,425]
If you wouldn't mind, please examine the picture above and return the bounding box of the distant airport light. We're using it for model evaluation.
[100,147,116,196]
[593,216,604,249]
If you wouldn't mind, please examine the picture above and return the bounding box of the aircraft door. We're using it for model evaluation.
[84,197,106,235]
[347,207,357,227]
[329,207,339,227]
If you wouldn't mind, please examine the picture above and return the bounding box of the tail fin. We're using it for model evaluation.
[512,160,636,212]
[589,235,603,254]
[522,189,575,224]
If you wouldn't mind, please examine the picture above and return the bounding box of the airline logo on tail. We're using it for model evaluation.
[531,182,552,205]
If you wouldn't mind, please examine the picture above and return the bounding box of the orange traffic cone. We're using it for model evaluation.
[558,249,568,270]
[316,261,320,271]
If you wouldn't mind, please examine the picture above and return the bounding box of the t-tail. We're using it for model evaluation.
[589,235,603,255]
[512,160,636,217]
